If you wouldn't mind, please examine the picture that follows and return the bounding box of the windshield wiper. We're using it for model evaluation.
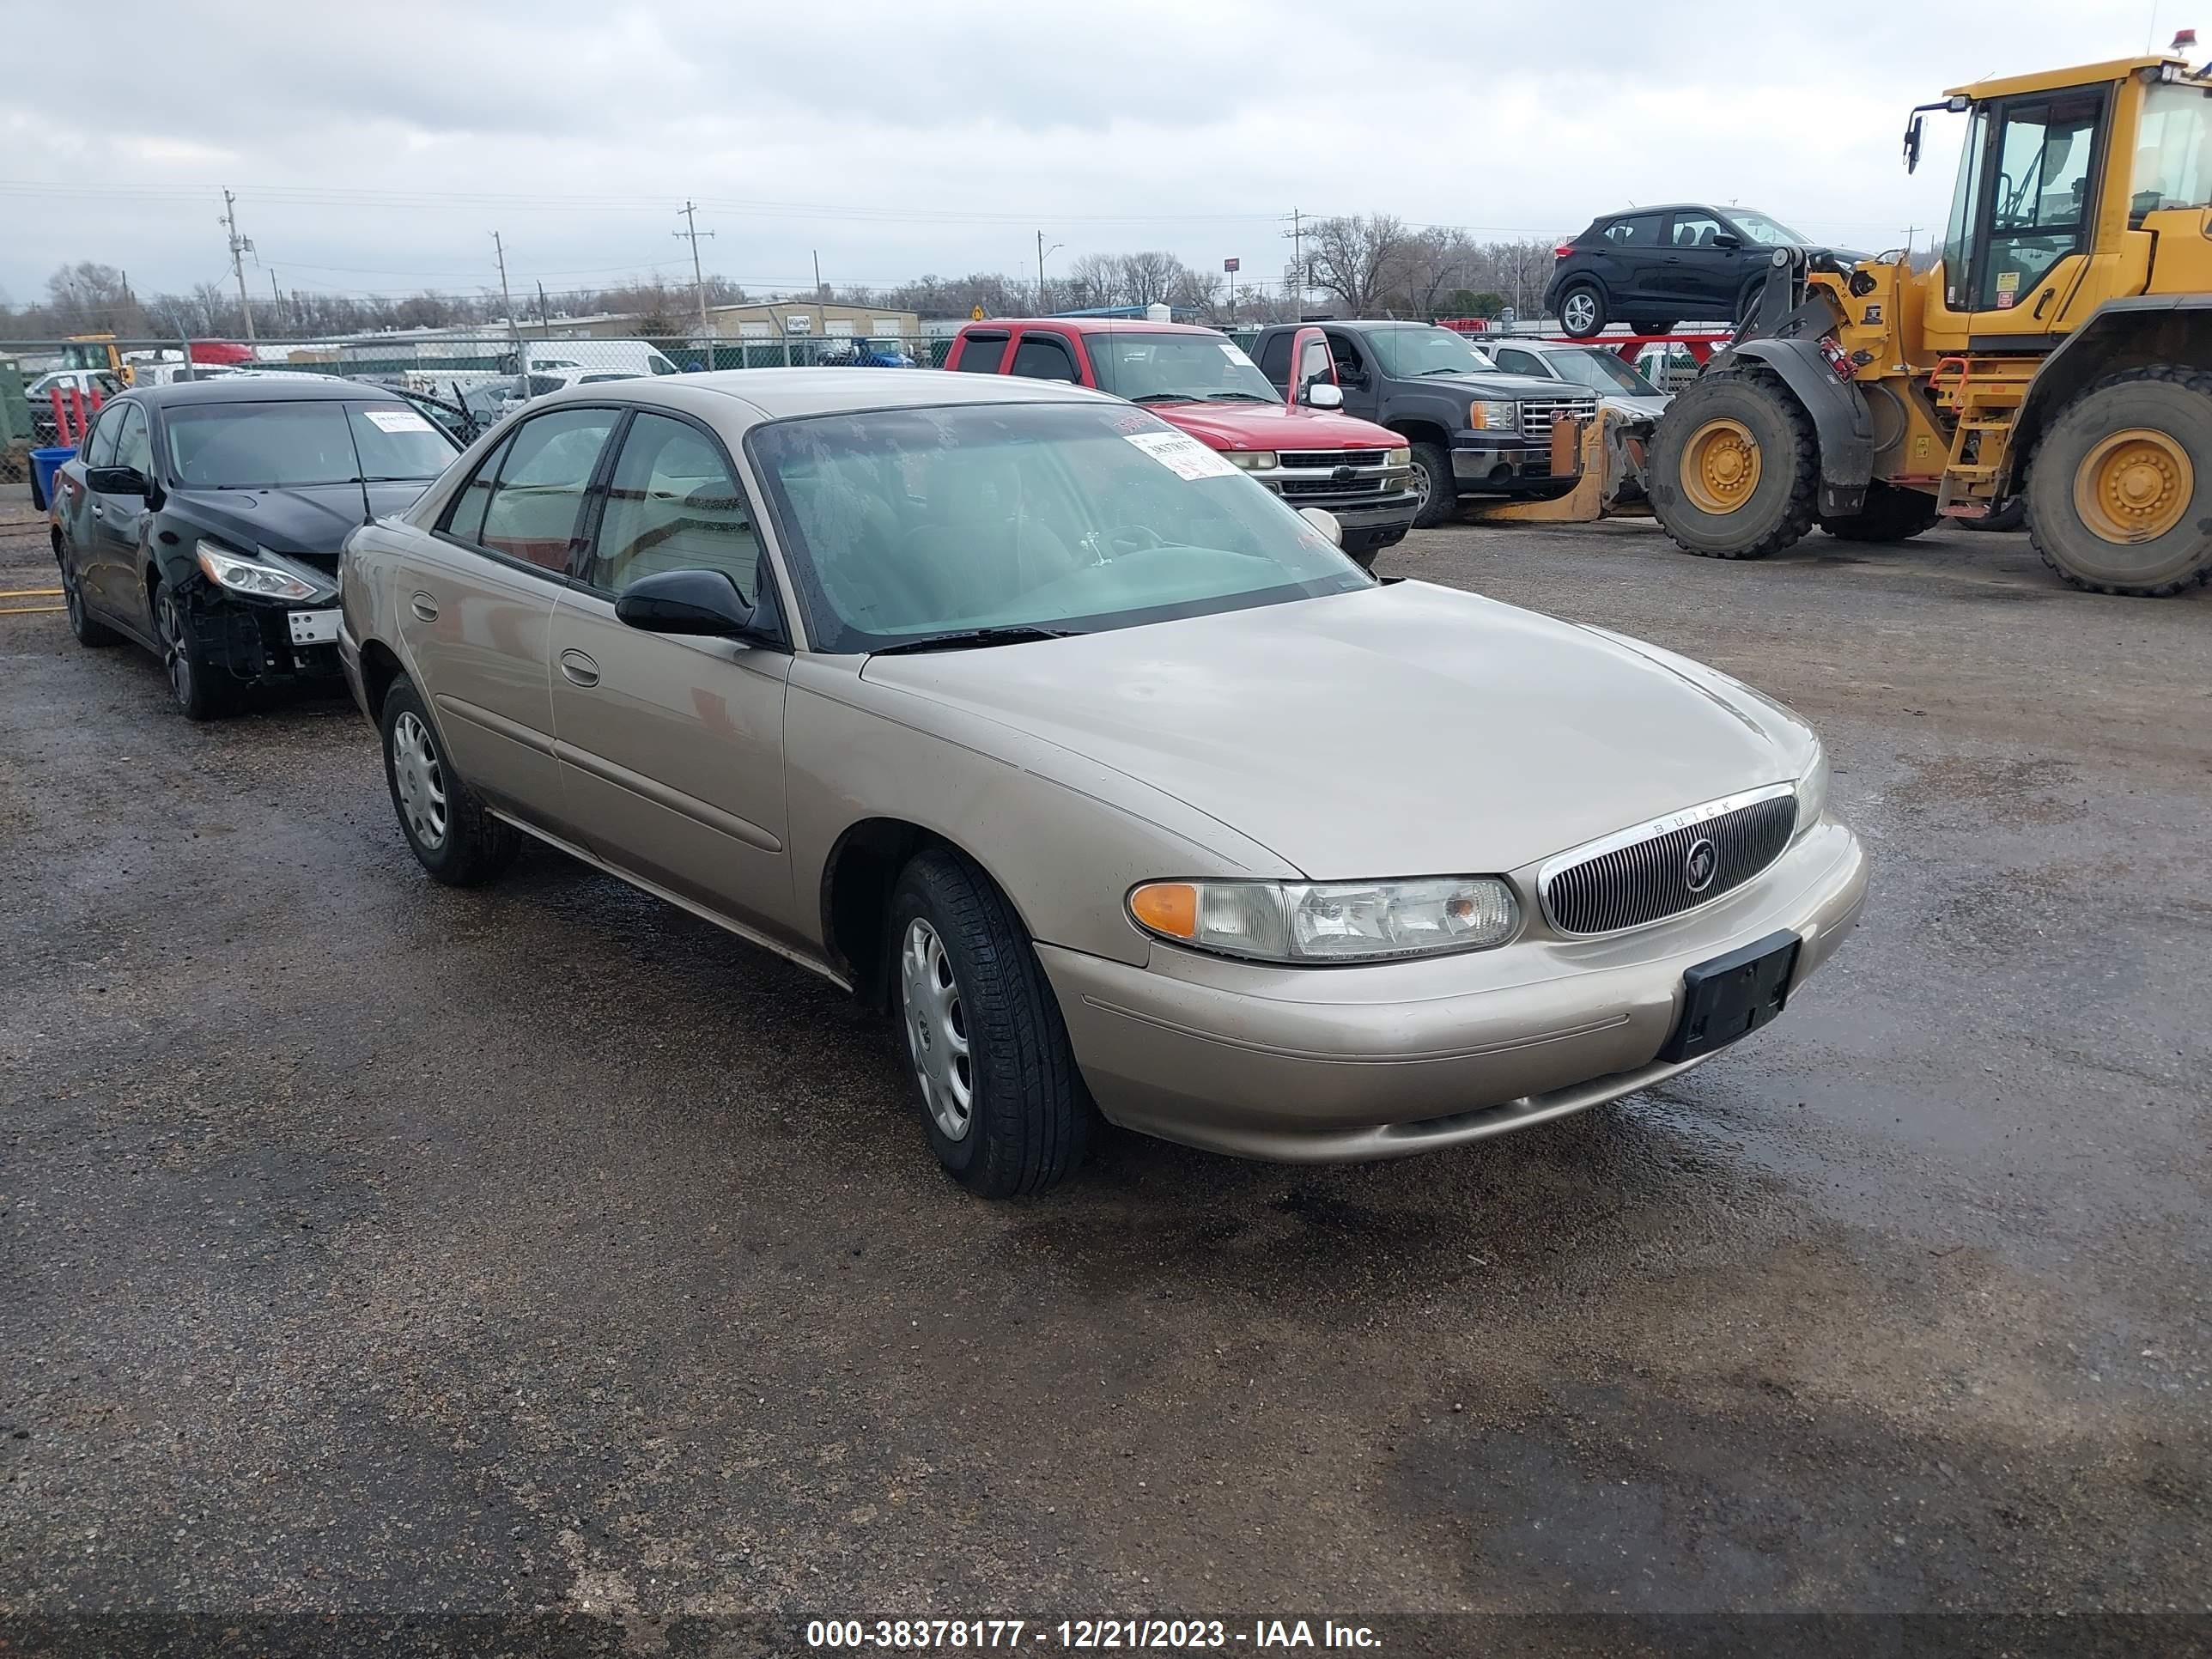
[1201,392,1274,403]
[1130,392,1199,404]
[869,625,1079,657]
[1419,367,1474,376]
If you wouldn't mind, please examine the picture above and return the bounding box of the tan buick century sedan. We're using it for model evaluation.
[338,370,1866,1197]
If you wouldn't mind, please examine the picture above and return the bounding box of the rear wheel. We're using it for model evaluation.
[1639,319,1679,337]
[1819,481,1940,543]
[1558,283,1607,339]
[1648,365,1818,560]
[889,848,1095,1198]
[58,550,118,647]
[1408,441,1456,527]
[2027,367,2212,596]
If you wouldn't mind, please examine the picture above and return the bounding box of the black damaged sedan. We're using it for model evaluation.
[47,377,459,718]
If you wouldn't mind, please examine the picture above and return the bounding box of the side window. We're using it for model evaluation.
[112,403,153,475]
[1602,213,1665,247]
[1008,333,1077,382]
[1979,92,2104,311]
[1492,348,1542,376]
[1323,331,1366,380]
[82,403,127,467]
[527,374,566,398]
[1256,331,1293,387]
[477,408,619,574]
[444,433,514,546]
[955,332,1008,374]
[586,412,763,603]
[1668,212,1726,248]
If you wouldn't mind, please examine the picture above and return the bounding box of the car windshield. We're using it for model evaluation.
[164,401,459,489]
[1730,210,1809,246]
[1363,325,1498,378]
[1548,347,1662,396]
[1083,331,1281,404]
[749,402,1371,654]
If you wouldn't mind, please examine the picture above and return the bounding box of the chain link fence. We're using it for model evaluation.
[0,332,961,485]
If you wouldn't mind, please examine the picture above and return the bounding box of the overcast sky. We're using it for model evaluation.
[0,0,2163,311]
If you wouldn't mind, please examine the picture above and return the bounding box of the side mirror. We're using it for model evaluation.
[1904,113,1923,173]
[85,465,152,497]
[614,568,765,638]
[1711,231,1741,250]
[1301,381,1345,409]
[1297,506,1344,548]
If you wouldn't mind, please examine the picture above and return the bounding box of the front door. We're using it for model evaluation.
[1322,330,1381,421]
[398,404,621,827]
[547,409,799,941]
[1933,88,2109,342]
[1660,210,1740,315]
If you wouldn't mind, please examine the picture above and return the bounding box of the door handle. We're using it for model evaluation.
[409,591,439,621]
[88,503,104,520]
[2033,288,2055,320]
[558,648,600,688]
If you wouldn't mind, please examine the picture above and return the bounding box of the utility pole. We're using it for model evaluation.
[222,190,257,344]
[269,267,283,335]
[812,249,823,298]
[537,280,550,337]
[490,231,519,355]
[1282,209,1305,315]
[1036,231,1063,315]
[676,201,715,344]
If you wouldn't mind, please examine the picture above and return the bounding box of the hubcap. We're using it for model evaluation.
[62,566,82,630]
[390,711,449,850]
[2075,428,2192,544]
[1680,417,1763,515]
[900,917,973,1141]
[157,592,193,705]
[1564,292,1596,332]
[1413,457,1435,512]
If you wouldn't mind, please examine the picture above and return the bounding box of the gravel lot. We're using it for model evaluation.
[3,486,2208,1655]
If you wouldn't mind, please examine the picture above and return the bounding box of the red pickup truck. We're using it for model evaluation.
[945,317,1418,564]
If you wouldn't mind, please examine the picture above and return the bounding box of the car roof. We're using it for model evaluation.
[963,317,1224,337]
[524,366,1120,422]
[127,375,406,406]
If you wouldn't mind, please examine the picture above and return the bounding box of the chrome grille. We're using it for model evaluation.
[1277,449,1389,470]
[1519,397,1599,440]
[1540,787,1797,936]
[1279,474,1393,496]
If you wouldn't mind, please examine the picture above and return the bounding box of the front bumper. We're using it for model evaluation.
[1039,821,1866,1163]
[177,583,348,690]
[1451,434,1565,494]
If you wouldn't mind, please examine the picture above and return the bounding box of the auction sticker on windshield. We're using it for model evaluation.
[1125,429,1238,481]
[362,409,434,434]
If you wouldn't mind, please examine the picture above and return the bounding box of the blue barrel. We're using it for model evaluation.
[28,446,76,514]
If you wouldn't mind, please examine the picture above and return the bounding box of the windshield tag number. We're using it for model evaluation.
[1125,429,1239,481]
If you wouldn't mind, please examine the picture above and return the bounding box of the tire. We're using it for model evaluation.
[1639,319,1679,337]
[1736,276,1770,326]
[2025,366,2212,596]
[888,847,1095,1198]
[1819,481,1940,543]
[1558,283,1607,338]
[152,579,234,720]
[1408,441,1456,527]
[379,676,520,885]
[1966,496,2027,532]
[58,549,118,647]
[1647,364,1819,560]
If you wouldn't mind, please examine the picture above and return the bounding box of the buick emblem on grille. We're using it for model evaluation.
[1683,837,1718,893]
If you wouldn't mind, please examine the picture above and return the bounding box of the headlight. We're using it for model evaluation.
[1468,399,1521,432]
[1794,742,1830,836]
[1382,447,1412,471]
[1128,876,1519,963]
[1226,450,1277,471]
[195,540,329,604]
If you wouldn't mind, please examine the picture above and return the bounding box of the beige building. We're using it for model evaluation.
[701,301,921,340]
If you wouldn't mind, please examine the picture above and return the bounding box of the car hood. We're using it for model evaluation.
[1599,392,1670,421]
[168,481,439,557]
[1140,401,1401,451]
[1414,370,1595,401]
[860,580,1802,878]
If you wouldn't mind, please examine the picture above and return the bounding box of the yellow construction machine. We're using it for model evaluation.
[1646,50,2212,595]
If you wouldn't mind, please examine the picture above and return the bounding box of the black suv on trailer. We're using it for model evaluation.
[1251,319,1596,526]
[1544,204,1867,337]
[46,377,459,718]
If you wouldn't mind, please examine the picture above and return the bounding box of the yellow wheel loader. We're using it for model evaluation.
[1647,51,2212,595]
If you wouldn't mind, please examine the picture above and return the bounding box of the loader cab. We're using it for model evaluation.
[1916,57,2210,353]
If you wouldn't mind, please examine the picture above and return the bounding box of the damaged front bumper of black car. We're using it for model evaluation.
[181,540,349,689]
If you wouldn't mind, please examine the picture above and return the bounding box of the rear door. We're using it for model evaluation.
[1006,328,1084,384]
[547,408,799,939]
[398,404,621,830]
[1597,212,1668,307]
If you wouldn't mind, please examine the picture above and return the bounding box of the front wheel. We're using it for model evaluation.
[379,676,520,885]
[1408,441,1456,527]
[2026,366,2212,596]
[153,580,234,720]
[889,848,1095,1198]
[1647,366,1819,560]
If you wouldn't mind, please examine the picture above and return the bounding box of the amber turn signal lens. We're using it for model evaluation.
[1127,882,1199,939]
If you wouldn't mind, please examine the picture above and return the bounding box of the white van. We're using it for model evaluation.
[504,338,683,379]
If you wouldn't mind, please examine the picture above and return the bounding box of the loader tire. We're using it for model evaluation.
[1647,364,1818,560]
[2027,366,2212,596]
[1819,481,1940,543]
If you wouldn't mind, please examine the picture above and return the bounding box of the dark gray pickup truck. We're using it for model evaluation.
[1251,320,1597,526]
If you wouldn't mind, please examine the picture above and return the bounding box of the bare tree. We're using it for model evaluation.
[1114,251,1183,309]
[1400,227,1482,318]
[1304,215,1417,315]
[1062,252,1121,310]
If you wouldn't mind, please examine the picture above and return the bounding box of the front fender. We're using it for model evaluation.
[1726,338,1874,517]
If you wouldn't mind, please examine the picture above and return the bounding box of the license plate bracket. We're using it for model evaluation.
[1658,929,1802,1064]
[287,608,341,646]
